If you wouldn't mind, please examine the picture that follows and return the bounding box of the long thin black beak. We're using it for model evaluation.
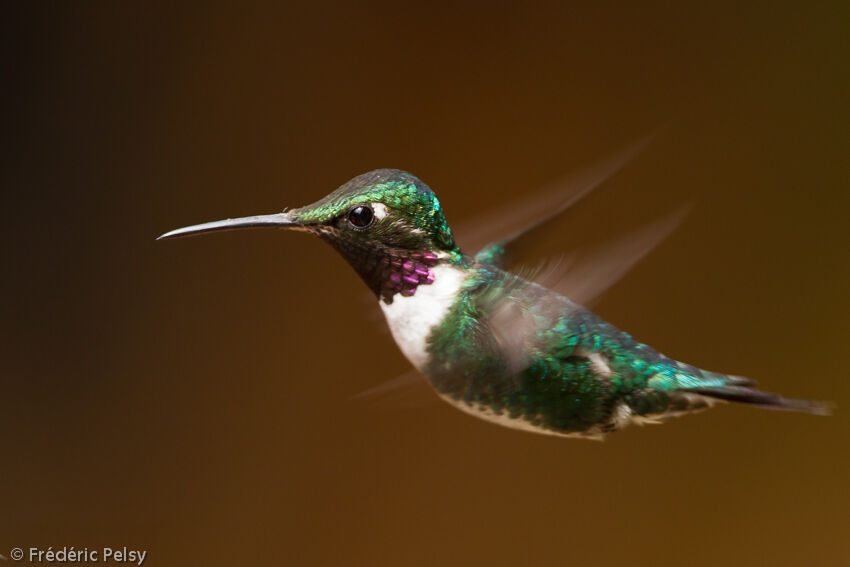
[157,212,300,240]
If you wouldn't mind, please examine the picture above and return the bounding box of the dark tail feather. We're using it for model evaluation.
[690,385,833,416]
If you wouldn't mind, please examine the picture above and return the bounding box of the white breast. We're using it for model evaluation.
[379,263,468,371]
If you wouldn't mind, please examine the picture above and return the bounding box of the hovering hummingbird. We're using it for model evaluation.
[159,167,829,439]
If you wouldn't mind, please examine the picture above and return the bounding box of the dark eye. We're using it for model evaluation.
[347,205,374,228]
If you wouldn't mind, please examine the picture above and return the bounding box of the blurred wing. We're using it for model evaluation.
[482,207,690,374]
[534,206,691,307]
[465,134,656,266]
[350,369,438,409]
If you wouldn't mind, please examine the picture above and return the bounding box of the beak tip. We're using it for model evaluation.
[156,228,184,241]
[156,212,298,241]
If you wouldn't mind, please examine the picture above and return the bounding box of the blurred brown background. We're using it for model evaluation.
[2,2,848,566]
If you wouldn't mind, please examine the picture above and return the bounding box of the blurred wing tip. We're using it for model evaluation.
[456,132,668,254]
[349,369,434,408]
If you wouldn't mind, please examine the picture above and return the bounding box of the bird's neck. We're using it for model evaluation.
[321,235,466,303]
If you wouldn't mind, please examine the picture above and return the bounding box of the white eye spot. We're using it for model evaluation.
[372,203,389,220]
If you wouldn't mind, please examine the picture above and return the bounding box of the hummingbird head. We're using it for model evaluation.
[159,169,460,302]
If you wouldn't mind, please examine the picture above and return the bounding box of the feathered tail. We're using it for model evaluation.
[689,382,832,415]
[644,367,832,417]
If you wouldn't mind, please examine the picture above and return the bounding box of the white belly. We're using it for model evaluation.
[379,263,468,371]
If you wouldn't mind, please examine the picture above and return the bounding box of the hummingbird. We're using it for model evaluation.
[159,168,829,439]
